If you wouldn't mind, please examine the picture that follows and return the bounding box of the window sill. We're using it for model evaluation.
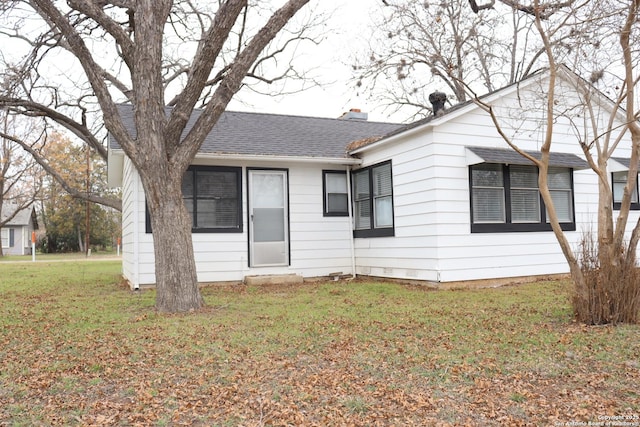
[613,202,640,211]
[471,222,576,233]
[353,228,395,238]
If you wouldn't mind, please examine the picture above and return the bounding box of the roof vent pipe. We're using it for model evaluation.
[429,91,447,117]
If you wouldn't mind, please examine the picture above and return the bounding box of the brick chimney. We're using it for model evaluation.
[339,108,368,121]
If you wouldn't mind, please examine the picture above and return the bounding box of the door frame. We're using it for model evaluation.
[247,168,290,267]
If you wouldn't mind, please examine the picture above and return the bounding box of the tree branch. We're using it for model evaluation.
[0,130,122,211]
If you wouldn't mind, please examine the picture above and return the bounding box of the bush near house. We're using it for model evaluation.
[0,261,638,426]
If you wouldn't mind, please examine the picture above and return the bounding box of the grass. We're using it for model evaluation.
[1,260,639,426]
[0,250,119,262]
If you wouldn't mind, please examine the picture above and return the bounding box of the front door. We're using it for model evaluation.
[248,169,289,267]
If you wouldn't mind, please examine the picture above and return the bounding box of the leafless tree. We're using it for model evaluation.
[0,0,314,312]
[0,108,43,257]
[357,0,549,119]
[463,0,640,324]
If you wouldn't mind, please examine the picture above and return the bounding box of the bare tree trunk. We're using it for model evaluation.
[78,227,84,253]
[143,171,203,312]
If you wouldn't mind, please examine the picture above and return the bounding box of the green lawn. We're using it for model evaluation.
[1,261,638,426]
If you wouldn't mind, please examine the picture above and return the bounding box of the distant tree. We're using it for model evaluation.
[39,133,119,253]
[0,0,314,312]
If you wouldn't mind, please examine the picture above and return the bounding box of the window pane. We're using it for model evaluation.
[612,171,638,203]
[326,173,347,193]
[510,165,538,188]
[510,166,539,223]
[373,164,392,196]
[613,181,626,202]
[374,196,393,227]
[1,229,7,248]
[353,170,370,201]
[355,200,371,229]
[197,199,238,228]
[196,171,238,198]
[325,172,348,214]
[182,170,194,197]
[548,190,573,222]
[328,193,348,213]
[253,208,285,242]
[472,164,505,223]
[473,188,505,222]
[472,164,503,187]
[511,189,540,222]
[547,167,571,189]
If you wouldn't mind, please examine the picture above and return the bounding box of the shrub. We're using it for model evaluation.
[574,232,640,325]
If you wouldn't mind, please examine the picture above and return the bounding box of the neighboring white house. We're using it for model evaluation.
[1,203,38,256]
[107,67,638,288]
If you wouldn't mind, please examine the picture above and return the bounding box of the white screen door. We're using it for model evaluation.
[248,170,289,267]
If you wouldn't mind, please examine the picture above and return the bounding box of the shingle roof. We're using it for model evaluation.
[1,203,36,227]
[110,105,403,159]
[611,157,640,169]
[467,146,589,169]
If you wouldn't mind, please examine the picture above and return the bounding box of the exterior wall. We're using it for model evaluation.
[354,75,638,283]
[121,157,355,286]
[354,131,440,281]
[1,221,36,256]
[2,227,21,255]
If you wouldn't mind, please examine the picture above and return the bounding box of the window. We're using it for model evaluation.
[612,171,640,210]
[145,165,242,233]
[470,163,575,233]
[1,228,14,248]
[352,161,394,237]
[547,167,574,222]
[323,171,349,216]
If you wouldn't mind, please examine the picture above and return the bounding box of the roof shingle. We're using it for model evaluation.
[110,105,403,159]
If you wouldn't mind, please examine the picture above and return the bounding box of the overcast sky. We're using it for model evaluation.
[227,1,400,123]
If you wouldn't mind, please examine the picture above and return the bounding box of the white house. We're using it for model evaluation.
[108,67,638,288]
[0,203,38,256]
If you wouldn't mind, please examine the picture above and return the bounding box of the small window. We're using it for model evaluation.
[612,171,640,210]
[1,229,8,248]
[323,171,348,216]
[470,163,575,233]
[352,161,394,238]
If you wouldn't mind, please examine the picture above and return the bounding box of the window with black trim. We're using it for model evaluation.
[323,170,348,216]
[146,165,242,233]
[612,171,640,210]
[470,163,575,233]
[352,161,394,238]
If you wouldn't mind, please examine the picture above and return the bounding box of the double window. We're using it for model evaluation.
[352,161,394,238]
[470,163,575,232]
[182,166,242,232]
[145,165,242,234]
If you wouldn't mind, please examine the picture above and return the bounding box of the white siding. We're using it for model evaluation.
[354,73,639,283]
[120,158,355,286]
